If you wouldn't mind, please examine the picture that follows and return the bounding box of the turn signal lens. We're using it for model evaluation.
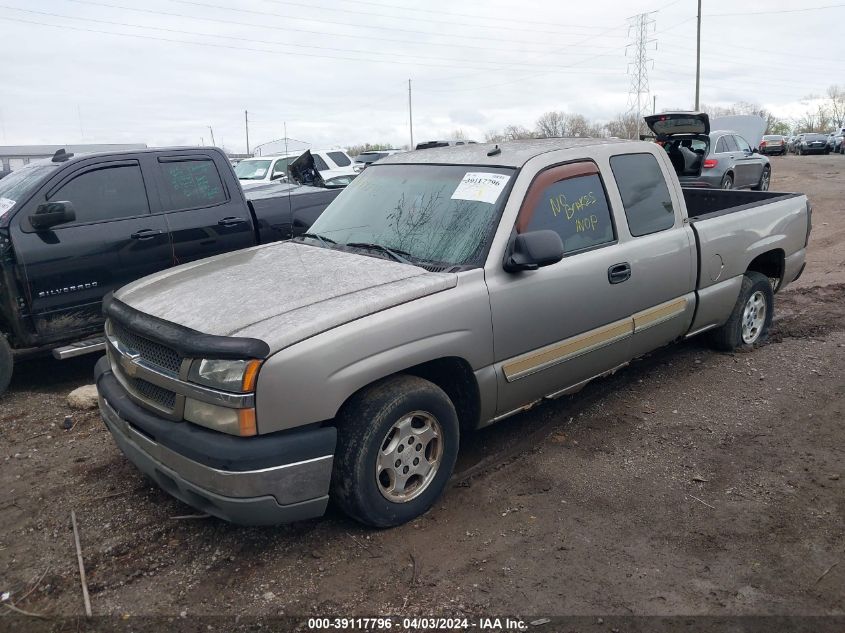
[241,359,262,392]
[238,408,257,437]
[703,158,718,169]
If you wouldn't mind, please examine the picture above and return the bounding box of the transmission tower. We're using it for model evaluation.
[626,11,656,139]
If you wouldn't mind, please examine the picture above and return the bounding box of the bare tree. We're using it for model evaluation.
[604,112,641,139]
[826,85,845,128]
[535,111,568,138]
[502,125,535,140]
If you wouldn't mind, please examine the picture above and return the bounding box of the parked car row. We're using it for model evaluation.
[0,147,342,393]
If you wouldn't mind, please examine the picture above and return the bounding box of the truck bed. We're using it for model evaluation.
[683,188,803,221]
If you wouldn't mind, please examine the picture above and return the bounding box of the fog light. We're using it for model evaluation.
[184,398,256,437]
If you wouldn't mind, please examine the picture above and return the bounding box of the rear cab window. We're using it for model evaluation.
[157,157,227,211]
[517,162,615,255]
[609,153,676,237]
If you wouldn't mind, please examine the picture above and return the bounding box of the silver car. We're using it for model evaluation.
[658,124,770,190]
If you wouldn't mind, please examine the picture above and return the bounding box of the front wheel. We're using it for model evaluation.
[0,335,12,397]
[710,271,774,351]
[752,166,771,191]
[331,375,460,527]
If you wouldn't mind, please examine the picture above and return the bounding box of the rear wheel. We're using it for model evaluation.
[752,166,771,191]
[721,174,734,190]
[331,375,460,527]
[710,272,774,351]
[0,335,12,397]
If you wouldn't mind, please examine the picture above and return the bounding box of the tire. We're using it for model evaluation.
[752,166,771,191]
[331,375,460,528]
[0,334,12,397]
[710,272,774,352]
[721,174,733,190]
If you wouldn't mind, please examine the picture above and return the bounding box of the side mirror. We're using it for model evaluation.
[504,230,564,273]
[270,172,287,181]
[30,201,76,230]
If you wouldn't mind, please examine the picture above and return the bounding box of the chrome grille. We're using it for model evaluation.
[111,321,182,374]
[129,376,177,410]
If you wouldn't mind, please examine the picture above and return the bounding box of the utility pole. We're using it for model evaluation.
[245,110,250,155]
[408,79,414,149]
[208,126,216,147]
[625,11,656,139]
[653,95,657,115]
[695,0,702,110]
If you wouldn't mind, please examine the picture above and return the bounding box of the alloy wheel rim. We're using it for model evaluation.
[741,291,767,344]
[376,411,443,503]
[761,169,770,190]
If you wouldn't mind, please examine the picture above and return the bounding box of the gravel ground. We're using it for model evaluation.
[0,154,843,623]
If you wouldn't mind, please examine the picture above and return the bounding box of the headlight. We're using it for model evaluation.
[188,358,261,393]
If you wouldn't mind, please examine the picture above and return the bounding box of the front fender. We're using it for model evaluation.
[254,272,494,433]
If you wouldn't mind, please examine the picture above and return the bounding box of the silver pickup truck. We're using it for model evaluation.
[94,113,811,527]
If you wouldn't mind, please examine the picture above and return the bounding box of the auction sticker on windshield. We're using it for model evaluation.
[0,198,15,217]
[451,172,510,205]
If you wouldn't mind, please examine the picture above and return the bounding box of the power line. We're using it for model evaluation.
[0,5,624,72]
[0,11,622,73]
[62,0,623,55]
[171,0,629,44]
[707,3,845,16]
[261,0,629,37]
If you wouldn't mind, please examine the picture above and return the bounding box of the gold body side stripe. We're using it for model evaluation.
[502,295,690,383]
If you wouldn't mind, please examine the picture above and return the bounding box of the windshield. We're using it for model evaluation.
[234,159,272,180]
[307,163,515,267]
[0,161,58,220]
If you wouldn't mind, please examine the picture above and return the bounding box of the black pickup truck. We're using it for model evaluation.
[0,146,341,394]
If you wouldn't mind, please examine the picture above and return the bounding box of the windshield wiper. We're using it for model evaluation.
[345,241,413,265]
[295,232,337,248]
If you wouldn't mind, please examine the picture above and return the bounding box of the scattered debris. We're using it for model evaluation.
[71,510,92,617]
[814,561,838,586]
[689,494,715,510]
[170,513,211,520]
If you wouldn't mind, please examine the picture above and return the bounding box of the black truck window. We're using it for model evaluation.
[610,153,676,237]
[159,159,227,211]
[48,164,149,223]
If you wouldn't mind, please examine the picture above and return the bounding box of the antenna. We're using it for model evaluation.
[625,11,657,139]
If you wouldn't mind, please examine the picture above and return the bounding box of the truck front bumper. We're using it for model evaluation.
[95,357,335,525]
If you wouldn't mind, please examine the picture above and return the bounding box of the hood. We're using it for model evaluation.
[710,115,766,149]
[114,242,457,353]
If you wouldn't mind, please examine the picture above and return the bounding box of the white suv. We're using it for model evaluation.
[235,150,356,185]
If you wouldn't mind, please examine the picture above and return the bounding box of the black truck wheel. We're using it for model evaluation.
[331,375,460,528]
[710,272,774,352]
[0,335,12,397]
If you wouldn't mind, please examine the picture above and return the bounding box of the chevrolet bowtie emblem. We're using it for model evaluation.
[120,351,141,378]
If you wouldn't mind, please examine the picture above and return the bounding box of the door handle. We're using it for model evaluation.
[608,262,631,284]
[218,216,247,227]
[130,228,164,240]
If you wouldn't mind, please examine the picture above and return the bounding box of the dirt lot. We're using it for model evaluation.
[1,154,843,623]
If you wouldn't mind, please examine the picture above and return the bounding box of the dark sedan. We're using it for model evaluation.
[759,134,787,156]
[797,133,830,155]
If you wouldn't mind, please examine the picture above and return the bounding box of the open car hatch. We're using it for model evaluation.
[644,112,711,179]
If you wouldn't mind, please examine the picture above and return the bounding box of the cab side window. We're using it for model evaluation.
[734,135,751,152]
[158,158,227,211]
[48,163,149,224]
[715,137,728,153]
[610,153,675,237]
[519,168,615,255]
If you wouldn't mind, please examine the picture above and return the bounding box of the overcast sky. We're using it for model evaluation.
[1,0,842,152]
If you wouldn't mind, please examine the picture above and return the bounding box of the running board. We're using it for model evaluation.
[52,338,106,360]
